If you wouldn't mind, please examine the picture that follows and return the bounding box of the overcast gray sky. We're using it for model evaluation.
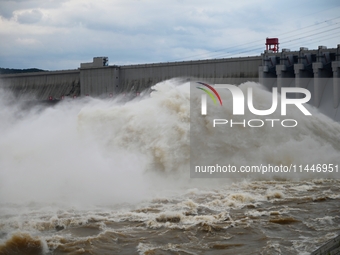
[0,0,339,70]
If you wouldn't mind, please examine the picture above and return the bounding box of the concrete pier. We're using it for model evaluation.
[259,44,340,121]
[332,46,340,108]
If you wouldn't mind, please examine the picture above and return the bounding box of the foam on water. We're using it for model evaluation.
[1,79,340,254]
[1,79,340,206]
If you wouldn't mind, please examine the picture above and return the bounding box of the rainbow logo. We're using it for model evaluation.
[196,82,222,106]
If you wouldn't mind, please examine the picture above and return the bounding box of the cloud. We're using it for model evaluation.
[15,37,40,45]
[15,9,43,24]
[0,0,339,70]
[0,0,67,19]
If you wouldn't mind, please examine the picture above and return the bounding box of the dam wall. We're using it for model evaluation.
[0,56,261,100]
[117,56,261,94]
[80,64,120,97]
[0,69,80,100]
[1,44,340,121]
[259,45,340,121]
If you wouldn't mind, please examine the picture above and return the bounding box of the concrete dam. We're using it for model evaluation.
[0,55,261,99]
[0,43,340,121]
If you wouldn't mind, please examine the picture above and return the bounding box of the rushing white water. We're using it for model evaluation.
[190,81,340,180]
[0,79,340,254]
[1,79,340,205]
[0,92,150,207]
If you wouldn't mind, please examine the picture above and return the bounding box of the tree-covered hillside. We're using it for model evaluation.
[0,68,46,75]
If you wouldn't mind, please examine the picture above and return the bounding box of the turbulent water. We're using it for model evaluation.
[0,80,340,255]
